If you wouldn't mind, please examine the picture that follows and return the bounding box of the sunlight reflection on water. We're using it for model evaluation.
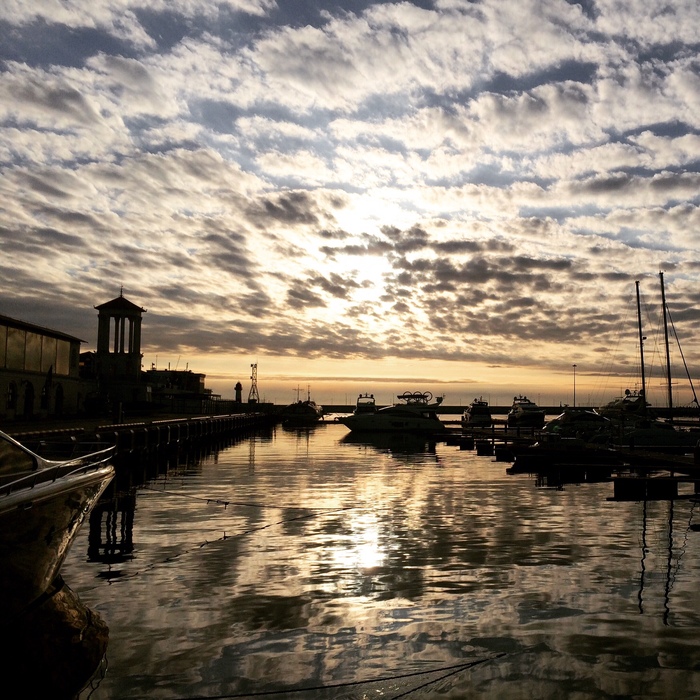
[62,422,700,699]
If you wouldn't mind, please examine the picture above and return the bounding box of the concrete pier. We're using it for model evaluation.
[4,412,276,457]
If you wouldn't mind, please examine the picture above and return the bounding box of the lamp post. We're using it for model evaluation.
[572,364,577,407]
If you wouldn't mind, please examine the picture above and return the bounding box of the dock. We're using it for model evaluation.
[4,412,276,458]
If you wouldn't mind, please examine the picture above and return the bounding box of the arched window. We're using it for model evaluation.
[6,382,17,409]
[40,383,50,409]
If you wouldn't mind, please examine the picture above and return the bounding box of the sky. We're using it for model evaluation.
[2,0,700,408]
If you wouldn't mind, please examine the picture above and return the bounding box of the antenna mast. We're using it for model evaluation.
[248,363,260,403]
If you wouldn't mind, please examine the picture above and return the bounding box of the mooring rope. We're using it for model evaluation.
[142,483,273,509]
[142,482,352,513]
[166,653,507,700]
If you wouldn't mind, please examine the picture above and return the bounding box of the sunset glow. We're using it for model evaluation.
[2,1,699,408]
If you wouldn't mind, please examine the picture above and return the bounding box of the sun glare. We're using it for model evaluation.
[331,512,385,572]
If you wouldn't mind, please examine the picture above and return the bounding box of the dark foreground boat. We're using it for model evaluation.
[0,430,115,618]
[279,388,324,427]
[542,406,611,440]
[508,435,625,473]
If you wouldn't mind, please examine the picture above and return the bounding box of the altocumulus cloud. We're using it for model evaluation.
[1,0,700,400]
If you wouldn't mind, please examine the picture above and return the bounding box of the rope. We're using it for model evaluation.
[142,484,270,510]
[166,653,507,700]
[667,307,700,407]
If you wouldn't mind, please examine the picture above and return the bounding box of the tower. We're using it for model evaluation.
[94,291,147,403]
[248,363,260,404]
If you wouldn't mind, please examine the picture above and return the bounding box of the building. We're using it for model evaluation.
[0,314,87,420]
[144,367,217,413]
[1,292,230,423]
[92,293,151,409]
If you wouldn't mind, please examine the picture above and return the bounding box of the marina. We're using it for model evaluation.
[2,279,700,697]
[44,418,700,698]
[5,3,700,696]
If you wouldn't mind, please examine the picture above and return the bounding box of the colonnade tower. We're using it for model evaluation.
[94,291,146,388]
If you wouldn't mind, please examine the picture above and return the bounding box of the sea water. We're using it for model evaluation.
[62,421,700,699]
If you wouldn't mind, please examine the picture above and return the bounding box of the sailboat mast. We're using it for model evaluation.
[635,280,646,402]
[660,271,673,418]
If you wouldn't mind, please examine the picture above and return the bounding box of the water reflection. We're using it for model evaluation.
[58,423,700,699]
[340,430,439,459]
[636,497,698,625]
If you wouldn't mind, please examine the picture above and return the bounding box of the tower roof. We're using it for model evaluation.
[95,294,146,314]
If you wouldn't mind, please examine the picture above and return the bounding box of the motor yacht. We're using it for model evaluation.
[337,391,446,433]
[507,395,546,428]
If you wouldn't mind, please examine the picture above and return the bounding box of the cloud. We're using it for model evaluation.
[2,0,700,406]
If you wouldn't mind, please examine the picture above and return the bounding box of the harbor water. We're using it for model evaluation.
[62,420,700,699]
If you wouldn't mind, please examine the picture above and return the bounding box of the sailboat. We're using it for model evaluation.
[600,275,700,450]
[599,280,652,423]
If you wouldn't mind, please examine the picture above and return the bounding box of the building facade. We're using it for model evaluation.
[0,314,87,421]
[0,293,233,424]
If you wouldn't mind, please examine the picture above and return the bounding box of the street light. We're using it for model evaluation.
[573,364,577,407]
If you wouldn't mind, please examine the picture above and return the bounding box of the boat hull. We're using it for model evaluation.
[0,461,115,618]
[338,413,445,433]
[462,414,492,427]
[279,400,324,427]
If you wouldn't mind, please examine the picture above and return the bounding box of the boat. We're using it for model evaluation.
[598,277,700,451]
[0,430,115,618]
[279,386,324,427]
[506,395,546,428]
[508,437,624,473]
[353,393,378,414]
[542,406,611,440]
[506,406,622,473]
[337,391,446,433]
[599,389,650,420]
[461,397,492,427]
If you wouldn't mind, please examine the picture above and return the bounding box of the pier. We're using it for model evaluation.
[4,412,276,458]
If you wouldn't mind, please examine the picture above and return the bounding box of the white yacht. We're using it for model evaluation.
[338,391,446,433]
[507,395,546,428]
[461,397,492,427]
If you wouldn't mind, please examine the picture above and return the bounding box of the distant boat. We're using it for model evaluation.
[0,430,115,618]
[598,389,649,420]
[542,406,610,440]
[337,391,446,434]
[507,395,546,428]
[461,397,492,428]
[352,393,378,415]
[279,386,324,427]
